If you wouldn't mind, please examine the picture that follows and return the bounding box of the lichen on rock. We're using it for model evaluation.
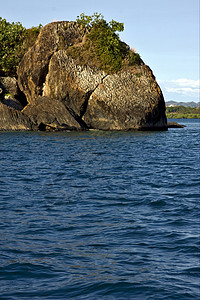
[15,20,168,131]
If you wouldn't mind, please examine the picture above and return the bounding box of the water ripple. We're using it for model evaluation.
[0,120,199,299]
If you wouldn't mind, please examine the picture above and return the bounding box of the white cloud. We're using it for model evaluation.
[166,87,199,97]
[171,79,200,88]
[158,78,200,101]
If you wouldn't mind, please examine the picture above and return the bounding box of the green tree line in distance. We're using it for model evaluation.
[166,105,200,119]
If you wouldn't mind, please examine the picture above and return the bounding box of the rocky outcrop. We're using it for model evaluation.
[0,76,27,107]
[0,77,18,98]
[167,121,185,128]
[0,102,33,131]
[14,21,168,131]
[42,50,166,130]
[22,96,85,131]
[0,76,32,130]
[42,51,107,119]
[83,66,166,130]
[17,22,88,106]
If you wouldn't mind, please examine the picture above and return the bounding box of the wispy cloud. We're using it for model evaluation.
[171,79,200,88]
[158,79,200,101]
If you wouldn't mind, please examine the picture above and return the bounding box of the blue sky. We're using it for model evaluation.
[1,0,199,102]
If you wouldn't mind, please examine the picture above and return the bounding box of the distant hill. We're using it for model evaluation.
[166,101,199,108]
[166,105,200,119]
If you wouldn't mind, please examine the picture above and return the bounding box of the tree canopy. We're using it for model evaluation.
[166,105,200,119]
[0,18,26,76]
[0,17,42,76]
[0,13,141,76]
[76,13,124,33]
[66,13,141,73]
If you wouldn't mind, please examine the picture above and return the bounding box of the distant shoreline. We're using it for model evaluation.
[166,105,200,119]
[166,101,199,108]
[166,114,200,119]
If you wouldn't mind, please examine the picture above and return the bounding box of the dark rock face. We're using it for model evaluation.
[0,76,32,130]
[1,98,23,111]
[16,21,167,131]
[167,121,185,128]
[0,76,27,107]
[0,102,33,131]
[0,77,19,98]
[23,96,85,131]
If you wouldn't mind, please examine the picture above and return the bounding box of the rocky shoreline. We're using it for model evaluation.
[167,121,185,128]
[0,21,169,132]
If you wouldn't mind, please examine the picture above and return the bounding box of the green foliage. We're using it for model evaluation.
[166,105,200,119]
[0,17,42,76]
[76,13,124,33]
[66,39,98,69]
[71,13,140,73]
[23,25,42,50]
[0,13,140,76]
[0,17,26,76]
[128,51,141,66]
[77,12,103,28]
[87,21,127,72]
[109,19,124,33]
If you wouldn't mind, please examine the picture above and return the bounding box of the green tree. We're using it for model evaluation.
[74,13,140,73]
[88,19,126,72]
[166,105,200,119]
[0,17,42,76]
[0,17,26,75]
[76,13,124,33]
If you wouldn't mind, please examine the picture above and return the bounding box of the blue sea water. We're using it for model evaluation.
[0,119,199,300]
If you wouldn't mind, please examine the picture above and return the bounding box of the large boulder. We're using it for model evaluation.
[0,77,19,99]
[17,21,167,131]
[0,76,32,131]
[83,66,166,130]
[17,22,88,106]
[0,102,33,131]
[42,51,106,118]
[23,96,85,131]
[0,76,27,108]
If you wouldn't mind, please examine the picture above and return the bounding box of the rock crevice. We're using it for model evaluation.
[0,21,167,131]
[80,74,108,119]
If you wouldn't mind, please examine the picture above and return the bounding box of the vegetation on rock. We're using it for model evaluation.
[166,105,200,119]
[66,13,141,73]
[0,13,141,76]
[1,16,167,131]
[0,17,42,76]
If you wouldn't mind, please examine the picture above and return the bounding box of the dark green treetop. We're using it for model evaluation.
[0,17,42,76]
[66,13,141,73]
